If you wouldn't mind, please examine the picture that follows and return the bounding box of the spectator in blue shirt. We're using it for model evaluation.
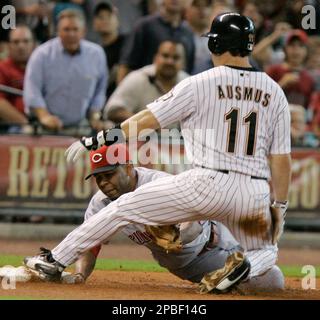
[24,8,107,134]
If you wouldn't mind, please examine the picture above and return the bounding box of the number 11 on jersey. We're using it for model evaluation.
[225,108,258,156]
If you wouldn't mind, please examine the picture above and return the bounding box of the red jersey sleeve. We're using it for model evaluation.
[90,245,102,258]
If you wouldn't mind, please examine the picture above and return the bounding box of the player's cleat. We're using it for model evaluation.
[23,247,65,282]
[199,251,250,294]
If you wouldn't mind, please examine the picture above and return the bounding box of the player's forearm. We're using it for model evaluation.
[270,154,292,202]
[120,109,161,140]
[74,251,97,280]
[66,110,159,162]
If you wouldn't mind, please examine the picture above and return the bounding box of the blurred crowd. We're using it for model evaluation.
[0,0,319,147]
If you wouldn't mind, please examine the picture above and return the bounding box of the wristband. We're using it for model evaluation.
[103,124,125,146]
[271,200,288,218]
[272,200,288,209]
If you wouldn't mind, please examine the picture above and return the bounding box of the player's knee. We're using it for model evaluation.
[262,265,285,290]
[238,265,285,293]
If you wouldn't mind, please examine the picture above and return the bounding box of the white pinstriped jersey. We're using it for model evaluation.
[147,65,291,179]
[51,66,285,276]
[84,167,238,269]
[84,167,173,244]
[84,167,169,222]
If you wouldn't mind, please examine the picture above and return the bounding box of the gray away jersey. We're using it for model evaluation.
[84,167,237,269]
[147,66,291,179]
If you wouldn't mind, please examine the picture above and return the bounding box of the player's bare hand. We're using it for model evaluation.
[270,202,287,245]
[65,140,88,163]
[40,114,63,131]
[61,273,85,284]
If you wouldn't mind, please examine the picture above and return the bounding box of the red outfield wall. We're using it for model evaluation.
[0,135,319,215]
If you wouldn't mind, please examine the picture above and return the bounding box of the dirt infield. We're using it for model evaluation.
[1,240,320,265]
[1,271,319,300]
[1,240,320,299]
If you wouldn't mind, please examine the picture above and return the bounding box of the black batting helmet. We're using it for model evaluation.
[202,12,255,56]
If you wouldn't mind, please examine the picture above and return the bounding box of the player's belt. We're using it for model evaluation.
[215,169,268,181]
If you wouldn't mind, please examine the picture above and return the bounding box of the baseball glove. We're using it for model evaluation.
[145,225,182,252]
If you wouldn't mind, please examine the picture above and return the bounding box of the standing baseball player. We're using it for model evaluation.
[27,145,284,292]
[25,13,291,294]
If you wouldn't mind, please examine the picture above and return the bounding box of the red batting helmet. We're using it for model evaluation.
[85,144,130,180]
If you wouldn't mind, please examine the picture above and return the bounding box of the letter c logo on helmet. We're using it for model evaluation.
[92,153,103,163]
